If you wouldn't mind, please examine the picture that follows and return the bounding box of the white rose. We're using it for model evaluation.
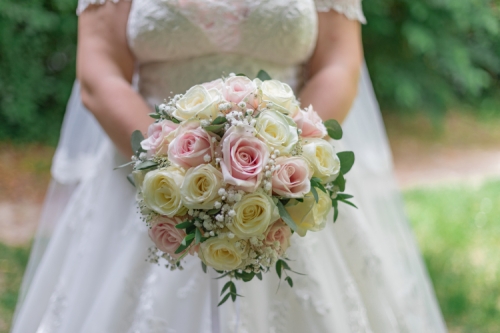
[172,85,220,121]
[301,138,340,182]
[199,237,249,271]
[229,190,279,239]
[285,190,331,236]
[256,79,300,117]
[142,166,187,217]
[255,109,299,154]
[180,164,223,209]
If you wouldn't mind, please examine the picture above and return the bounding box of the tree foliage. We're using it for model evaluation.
[0,0,499,143]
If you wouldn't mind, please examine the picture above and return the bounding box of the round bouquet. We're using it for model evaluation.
[122,71,356,305]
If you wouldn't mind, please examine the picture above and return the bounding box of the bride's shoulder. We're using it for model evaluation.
[76,0,131,16]
[313,0,366,23]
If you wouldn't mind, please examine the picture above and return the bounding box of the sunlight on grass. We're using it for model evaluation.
[405,179,500,333]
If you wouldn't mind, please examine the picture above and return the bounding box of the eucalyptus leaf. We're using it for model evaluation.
[170,117,181,124]
[175,221,193,229]
[324,119,343,140]
[211,116,228,125]
[135,160,158,170]
[126,173,135,187]
[256,69,272,81]
[114,160,135,170]
[204,124,225,132]
[311,186,319,203]
[276,201,298,232]
[218,293,231,307]
[131,130,145,155]
[337,151,355,175]
[149,113,161,119]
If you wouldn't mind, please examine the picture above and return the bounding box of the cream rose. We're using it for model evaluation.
[199,237,248,271]
[180,164,223,209]
[285,190,331,236]
[172,85,220,121]
[256,79,300,116]
[142,166,187,217]
[255,109,298,154]
[301,138,340,182]
[264,219,292,255]
[229,191,279,239]
[272,156,313,198]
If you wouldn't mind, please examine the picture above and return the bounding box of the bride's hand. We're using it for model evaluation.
[299,11,363,123]
[77,1,153,157]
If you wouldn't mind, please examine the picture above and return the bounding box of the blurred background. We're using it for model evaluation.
[0,0,499,332]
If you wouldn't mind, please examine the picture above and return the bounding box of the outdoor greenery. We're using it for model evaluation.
[1,180,499,332]
[405,180,500,333]
[0,0,499,143]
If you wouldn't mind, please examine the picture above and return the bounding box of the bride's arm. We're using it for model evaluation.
[77,1,152,157]
[299,11,363,122]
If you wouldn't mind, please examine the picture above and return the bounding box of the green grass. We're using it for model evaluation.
[405,179,500,333]
[0,180,499,332]
[0,243,29,333]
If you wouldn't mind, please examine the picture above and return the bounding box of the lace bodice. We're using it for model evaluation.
[77,0,365,105]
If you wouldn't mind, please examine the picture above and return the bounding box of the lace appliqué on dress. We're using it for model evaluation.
[76,0,131,15]
[314,0,366,23]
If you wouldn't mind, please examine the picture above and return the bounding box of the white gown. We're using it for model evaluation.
[12,0,448,332]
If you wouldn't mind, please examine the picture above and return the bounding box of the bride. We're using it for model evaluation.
[12,0,447,332]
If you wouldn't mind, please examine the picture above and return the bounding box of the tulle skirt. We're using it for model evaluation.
[11,66,447,333]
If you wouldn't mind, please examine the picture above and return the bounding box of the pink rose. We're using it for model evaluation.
[168,121,216,169]
[264,219,292,255]
[223,76,258,107]
[141,120,178,155]
[272,156,313,198]
[202,78,225,93]
[294,105,328,138]
[149,216,198,259]
[219,125,269,191]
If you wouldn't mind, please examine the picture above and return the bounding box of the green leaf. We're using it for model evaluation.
[131,130,145,154]
[221,281,232,296]
[230,282,237,301]
[211,116,228,125]
[276,260,283,279]
[323,119,343,140]
[285,276,293,288]
[332,200,339,222]
[310,178,326,193]
[135,160,159,170]
[203,124,225,132]
[218,293,231,307]
[276,201,298,232]
[175,221,193,229]
[126,173,136,187]
[170,117,181,124]
[201,262,207,273]
[114,160,135,170]
[339,199,358,209]
[181,233,195,246]
[256,69,272,81]
[311,186,319,203]
[149,113,161,119]
[256,272,263,280]
[337,151,355,175]
[206,208,220,215]
[334,172,346,192]
[195,228,202,244]
[236,73,247,77]
[155,105,160,113]
[336,193,354,200]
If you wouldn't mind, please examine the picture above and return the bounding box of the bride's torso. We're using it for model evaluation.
[125,0,319,104]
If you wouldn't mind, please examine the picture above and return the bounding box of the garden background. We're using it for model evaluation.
[0,0,499,332]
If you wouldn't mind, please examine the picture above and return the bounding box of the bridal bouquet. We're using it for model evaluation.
[122,71,356,305]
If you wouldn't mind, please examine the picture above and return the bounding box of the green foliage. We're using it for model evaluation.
[405,179,500,332]
[0,0,77,144]
[363,0,500,114]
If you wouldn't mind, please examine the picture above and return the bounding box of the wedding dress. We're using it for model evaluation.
[11,0,447,332]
